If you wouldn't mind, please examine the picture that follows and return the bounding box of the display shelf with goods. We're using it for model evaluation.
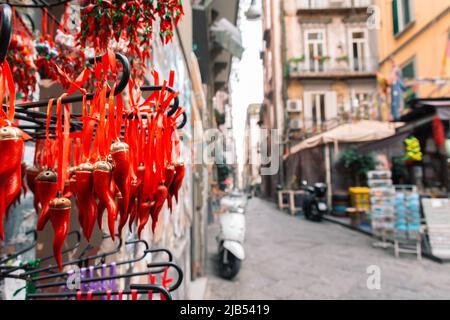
[392,185,422,260]
[368,171,395,248]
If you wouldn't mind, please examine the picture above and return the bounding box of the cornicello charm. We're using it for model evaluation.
[0,126,24,240]
[74,162,97,242]
[25,166,40,214]
[110,141,132,238]
[49,196,71,271]
[93,160,118,240]
[35,170,58,231]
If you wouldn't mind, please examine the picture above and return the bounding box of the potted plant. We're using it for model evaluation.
[335,55,349,63]
[337,146,377,186]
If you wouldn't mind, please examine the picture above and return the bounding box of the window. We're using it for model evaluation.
[401,59,416,79]
[349,30,368,72]
[392,0,414,35]
[304,30,326,72]
[352,92,371,119]
[401,58,417,102]
[304,92,337,131]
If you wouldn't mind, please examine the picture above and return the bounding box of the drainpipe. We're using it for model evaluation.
[279,0,287,188]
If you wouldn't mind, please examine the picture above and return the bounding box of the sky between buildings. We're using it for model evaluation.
[231,0,264,181]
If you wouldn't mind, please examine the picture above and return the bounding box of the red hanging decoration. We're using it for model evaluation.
[432,115,445,147]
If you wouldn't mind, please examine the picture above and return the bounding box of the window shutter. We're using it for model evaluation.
[303,92,312,130]
[392,0,400,35]
[402,0,411,25]
[326,92,338,121]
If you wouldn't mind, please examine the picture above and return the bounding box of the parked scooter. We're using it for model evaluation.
[217,206,246,279]
[302,181,328,222]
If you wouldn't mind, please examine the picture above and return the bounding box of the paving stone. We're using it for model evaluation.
[205,198,450,299]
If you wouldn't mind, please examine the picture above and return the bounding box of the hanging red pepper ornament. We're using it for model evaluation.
[49,196,71,271]
[0,126,24,239]
[74,162,97,242]
[110,140,132,238]
[35,170,58,231]
[49,97,72,271]
[0,59,25,240]
[25,166,40,214]
[93,160,118,240]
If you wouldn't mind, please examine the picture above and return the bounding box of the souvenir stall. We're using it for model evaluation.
[0,0,193,300]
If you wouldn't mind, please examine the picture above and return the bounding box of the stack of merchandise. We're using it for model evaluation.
[393,186,421,240]
[368,171,395,240]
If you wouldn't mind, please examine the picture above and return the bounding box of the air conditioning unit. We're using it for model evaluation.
[286,99,303,113]
[289,119,303,130]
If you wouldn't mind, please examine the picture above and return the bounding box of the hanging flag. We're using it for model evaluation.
[432,116,446,147]
[390,62,405,121]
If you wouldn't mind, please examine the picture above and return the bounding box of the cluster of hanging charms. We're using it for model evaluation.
[77,0,184,82]
[21,51,185,270]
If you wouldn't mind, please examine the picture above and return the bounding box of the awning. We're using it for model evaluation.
[289,120,404,154]
[211,18,244,59]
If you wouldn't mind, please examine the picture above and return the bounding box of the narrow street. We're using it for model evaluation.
[205,198,450,299]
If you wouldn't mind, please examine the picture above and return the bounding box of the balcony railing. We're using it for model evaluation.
[296,0,371,9]
[288,106,383,140]
[288,56,378,79]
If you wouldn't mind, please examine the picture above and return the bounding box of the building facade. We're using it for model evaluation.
[243,104,262,195]
[261,0,379,199]
[376,0,450,101]
[284,0,378,142]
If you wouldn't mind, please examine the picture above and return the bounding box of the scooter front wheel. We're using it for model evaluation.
[218,249,241,280]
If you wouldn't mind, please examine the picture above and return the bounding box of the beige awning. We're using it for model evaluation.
[289,120,404,155]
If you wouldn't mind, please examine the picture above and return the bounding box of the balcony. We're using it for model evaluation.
[288,105,382,141]
[296,0,371,15]
[287,56,377,80]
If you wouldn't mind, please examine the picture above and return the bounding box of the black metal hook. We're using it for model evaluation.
[139,85,180,117]
[26,284,172,300]
[20,235,123,277]
[32,260,183,293]
[177,111,187,129]
[130,284,172,300]
[29,237,150,282]
[0,230,81,277]
[0,3,12,64]
[146,261,183,292]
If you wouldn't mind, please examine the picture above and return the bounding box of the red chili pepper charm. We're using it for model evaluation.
[93,161,118,240]
[151,184,168,233]
[4,167,22,221]
[35,170,58,231]
[137,200,154,239]
[74,163,97,242]
[0,126,24,240]
[26,166,40,214]
[110,141,132,238]
[128,164,144,231]
[165,164,175,212]
[170,162,185,204]
[49,196,71,271]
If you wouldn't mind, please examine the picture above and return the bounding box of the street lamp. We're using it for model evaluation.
[245,0,261,21]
